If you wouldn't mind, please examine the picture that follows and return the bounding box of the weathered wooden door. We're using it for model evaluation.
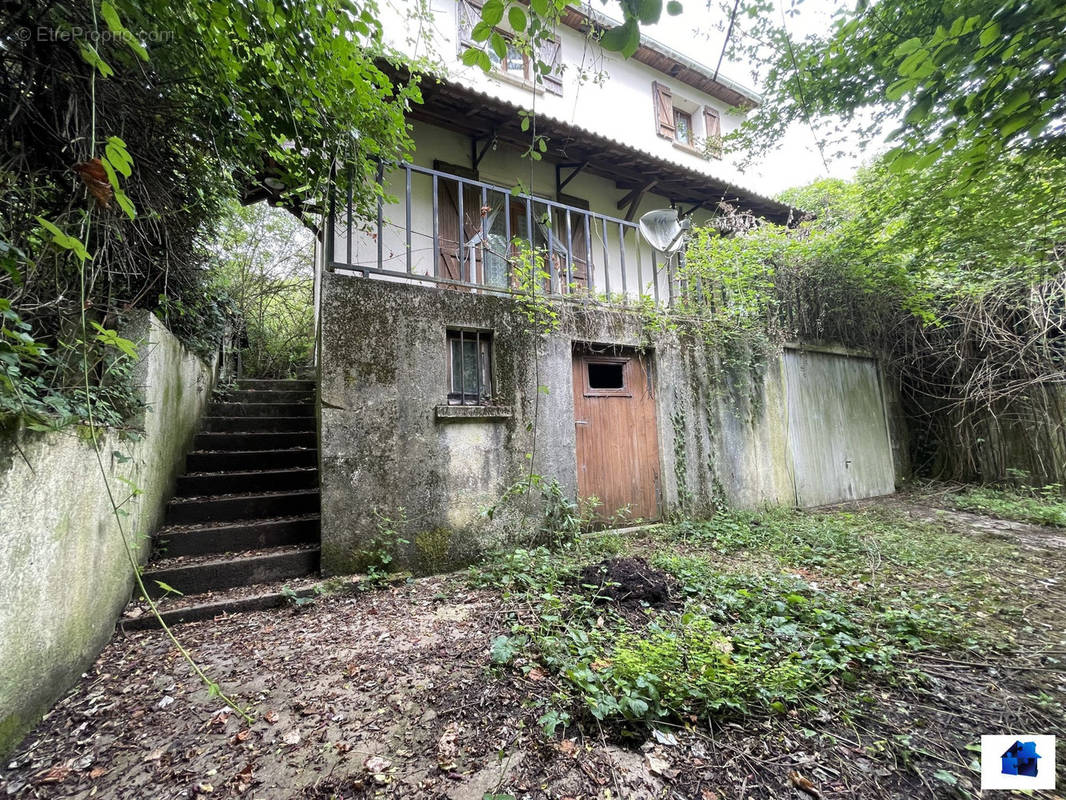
[573,350,660,522]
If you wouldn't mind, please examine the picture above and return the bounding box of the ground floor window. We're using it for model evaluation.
[447,329,492,405]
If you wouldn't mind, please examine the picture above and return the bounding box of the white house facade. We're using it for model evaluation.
[326,0,795,301]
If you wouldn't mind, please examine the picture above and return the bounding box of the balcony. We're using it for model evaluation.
[327,162,684,305]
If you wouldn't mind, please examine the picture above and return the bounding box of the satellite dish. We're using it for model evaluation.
[638,209,691,254]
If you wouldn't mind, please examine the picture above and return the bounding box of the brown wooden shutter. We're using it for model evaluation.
[540,38,563,95]
[436,178,484,286]
[703,107,722,157]
[652,81,675,138]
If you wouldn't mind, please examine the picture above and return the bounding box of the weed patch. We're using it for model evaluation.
[946,484,1066,527]
[472,505,1017,736]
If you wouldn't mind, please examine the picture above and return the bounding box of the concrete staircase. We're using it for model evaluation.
[123,378,321,629]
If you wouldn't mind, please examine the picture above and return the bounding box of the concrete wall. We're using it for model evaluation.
[0,312,215,756]
[318,275,902,575]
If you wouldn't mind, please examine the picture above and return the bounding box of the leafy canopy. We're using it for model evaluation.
[732,0,1066,175]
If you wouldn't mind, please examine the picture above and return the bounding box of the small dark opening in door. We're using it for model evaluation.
[587,361,625,389]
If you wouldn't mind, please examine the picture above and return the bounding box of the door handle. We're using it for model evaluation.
[575,420,589,425]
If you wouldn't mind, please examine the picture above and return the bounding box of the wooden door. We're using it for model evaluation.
[573,350,660,522]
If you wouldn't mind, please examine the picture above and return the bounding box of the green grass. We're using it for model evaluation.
[470,505,1017,734]
[947,484,1066,527]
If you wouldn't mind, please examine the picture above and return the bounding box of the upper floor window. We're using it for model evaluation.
[673,108,693,146]
[490,39,530,79]
[653,81,724,159]
[458,0,563,95]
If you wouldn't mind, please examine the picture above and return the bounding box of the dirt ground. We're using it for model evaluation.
[2,497,1065,800]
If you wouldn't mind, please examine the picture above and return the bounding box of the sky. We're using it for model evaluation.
[604,0,882,195]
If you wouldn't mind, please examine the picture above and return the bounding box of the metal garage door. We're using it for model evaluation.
[784,349,895,507]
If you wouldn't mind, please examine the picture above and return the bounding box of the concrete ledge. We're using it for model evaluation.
[434,405,513,421]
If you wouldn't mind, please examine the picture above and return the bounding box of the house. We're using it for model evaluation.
[1001,741,1041,777]
[313,2,902,574]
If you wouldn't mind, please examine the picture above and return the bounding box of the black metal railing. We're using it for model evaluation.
[327,162,680,304]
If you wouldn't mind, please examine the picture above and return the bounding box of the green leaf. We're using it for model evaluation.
[932,770,957,786]
[490,32,508,61]
[978,21,1000,48]
[77,42,114,78]
[892,37,923,58]
[99,1,123,34]
[601,19,640,58]
[666,1,683,15]
[508,6,527,31]
[904,95,932,124]
[114,188,137,220]
[461,47,482,67]
[482,0,504,26]
[885,77,916,101]
[530,0,548,15]
[154,580,184,596]
[632,0,663,24]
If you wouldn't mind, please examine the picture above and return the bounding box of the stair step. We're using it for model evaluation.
[176,467,318,496]
[140,546,320,599]
[154,514,320,557]
[121,575,354,631]
[226,389,314,403]
[185,448,317,472]
[201,416,315,433]
[210,402,314,418]
[193,430,315,451]
[236,378,315,391]
[164,489,319,525]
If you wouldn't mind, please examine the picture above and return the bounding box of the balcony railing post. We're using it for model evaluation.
[375,160,383,275]
[583,213,593,296]
[480,185,488,287]
[601,217,610,300]
[344,164,353,270]
[432,173,439,279]
[326,162,336,270]
[565,209,573,294]
[546,208,558,294]
[457,177,466,283]
[618,222,628,305]
[405,165,412,274]
[525,196,534,289]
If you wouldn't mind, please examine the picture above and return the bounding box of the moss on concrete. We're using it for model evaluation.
[0,312,216,758]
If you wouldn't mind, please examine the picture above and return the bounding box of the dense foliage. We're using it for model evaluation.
[212,203,315,378]
[730,0,1066,175]
[678,149,1066,481]
[1,0,418,427]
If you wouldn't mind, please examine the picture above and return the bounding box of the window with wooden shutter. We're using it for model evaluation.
[457,0,483,52]
[652,82,675,138]
[539,38,563,95]
[703,107,722,158]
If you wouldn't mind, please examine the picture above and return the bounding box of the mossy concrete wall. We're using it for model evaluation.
[0,312,215,757]
[319,276,902,574]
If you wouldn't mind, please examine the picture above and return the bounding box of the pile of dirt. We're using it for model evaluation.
[576,557,674,607]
